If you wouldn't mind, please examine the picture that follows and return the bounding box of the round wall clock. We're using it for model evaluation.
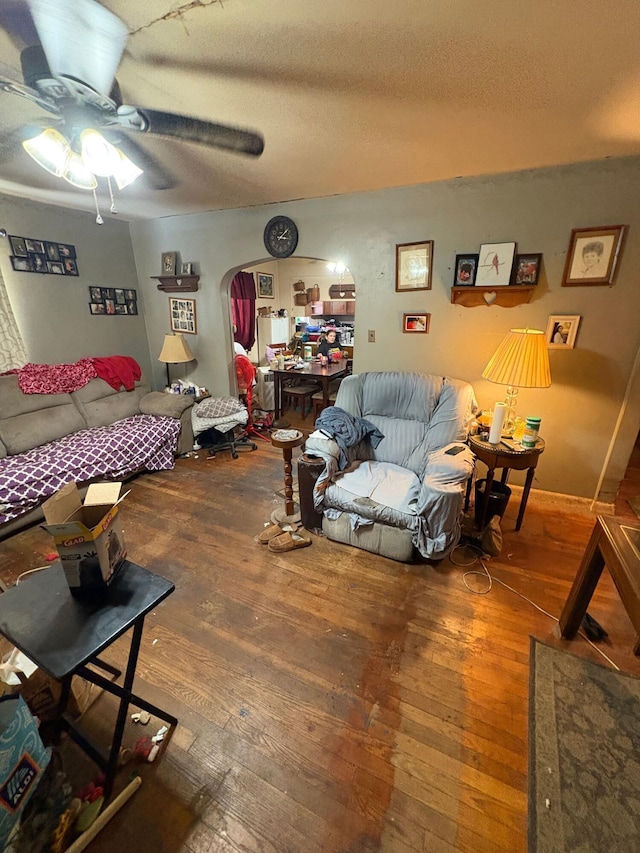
[263,215,298,258]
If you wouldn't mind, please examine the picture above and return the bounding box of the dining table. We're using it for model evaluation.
[270,359,348,422]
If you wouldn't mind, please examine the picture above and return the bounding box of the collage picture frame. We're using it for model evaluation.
[88,287,138,315]
[169,297,197,334]
[10,235,78,276]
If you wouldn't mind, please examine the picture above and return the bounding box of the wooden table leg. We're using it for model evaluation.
[515,466,536,531]
[274,373,282,420]
[559,518,606,639]
[282,447,295,517]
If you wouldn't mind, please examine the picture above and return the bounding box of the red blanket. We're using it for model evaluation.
[93,356,142,391]
[13,356,141,394]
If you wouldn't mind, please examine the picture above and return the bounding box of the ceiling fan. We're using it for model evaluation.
[0,0,264,219]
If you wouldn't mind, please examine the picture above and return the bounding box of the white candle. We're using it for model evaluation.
[489,402,507,444]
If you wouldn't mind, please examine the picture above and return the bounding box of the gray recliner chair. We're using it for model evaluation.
[305,371,477,561]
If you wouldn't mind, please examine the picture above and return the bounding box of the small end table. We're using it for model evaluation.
[0,561,177,801]
[271,430,305,525]
[466,434,545,531]
[560,515,640,655]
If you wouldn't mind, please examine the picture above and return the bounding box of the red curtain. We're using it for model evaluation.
[231,272,256,351]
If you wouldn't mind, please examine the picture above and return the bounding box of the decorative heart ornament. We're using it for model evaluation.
[483,291,498,305]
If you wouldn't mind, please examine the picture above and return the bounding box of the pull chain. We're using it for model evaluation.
[107,176,117,214]
[92,187,104,225]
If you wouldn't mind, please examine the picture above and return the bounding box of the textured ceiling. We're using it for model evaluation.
[0,0,639,221]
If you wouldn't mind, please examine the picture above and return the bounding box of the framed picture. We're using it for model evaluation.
[257,272,274,298]
[10,255,33,272]
[115,304,127,315]
[477,242,516,286]
[545,315,581,349]
[126,300,138,315]
[180,262,192,275]
[45,242,60,261]
[453,254,479,286]
[47,261,64,275]
[115,289,126,304]
[169,297,197,334]
[102,287,116,300]
[561,225,626,287]
[24,238,44,254]
[62,258,78,275]
[125,289,136,300]
[105,299,116,314]
[31,253,48,273]
[9,236,28,257]
[57,243,76,259]
[89,286,102,301]
[513,253,542,285]
[402,313,430,333]
[162,252,177,275]
[89,303,105,315]
[395,241,433,291]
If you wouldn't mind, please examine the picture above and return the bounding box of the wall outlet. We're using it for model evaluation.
[368,329,376,342]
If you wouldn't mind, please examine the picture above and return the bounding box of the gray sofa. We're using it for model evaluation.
[0,373,194,538]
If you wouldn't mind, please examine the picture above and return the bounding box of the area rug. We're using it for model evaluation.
[528,638,640,852]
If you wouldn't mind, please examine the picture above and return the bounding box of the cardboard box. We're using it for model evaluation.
[42,482,127,591]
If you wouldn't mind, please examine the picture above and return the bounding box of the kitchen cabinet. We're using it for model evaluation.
[305,300,355,317]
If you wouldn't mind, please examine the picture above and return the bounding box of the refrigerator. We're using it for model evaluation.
[256,316,290,365]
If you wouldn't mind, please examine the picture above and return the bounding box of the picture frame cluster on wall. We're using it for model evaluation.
[88,287,138,315]
[453,244,542,287]
[169,297,197,334]
[10,235,78,276]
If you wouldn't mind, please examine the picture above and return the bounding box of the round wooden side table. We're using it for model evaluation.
[466,434,546,530]
[270,429,305,525]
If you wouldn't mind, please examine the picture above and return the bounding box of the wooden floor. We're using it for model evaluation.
[1,416,639,853]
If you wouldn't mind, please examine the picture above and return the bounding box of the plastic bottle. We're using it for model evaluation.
[521,416,541,448]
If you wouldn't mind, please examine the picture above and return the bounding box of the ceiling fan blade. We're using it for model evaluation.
[117,106,264,157]
[111,134,177,191]
[0,72,58,115]
[27,0,127,96]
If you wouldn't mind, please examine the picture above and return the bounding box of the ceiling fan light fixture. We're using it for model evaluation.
[112,148,143,190]
[79,128,121,176]
[22,128,70,177]
[62,151,98,189]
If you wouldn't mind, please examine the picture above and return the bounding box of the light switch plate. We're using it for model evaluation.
[368,330,376,342]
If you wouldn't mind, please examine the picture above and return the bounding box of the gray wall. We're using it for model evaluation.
[0,195,152,376]
[130,157,640,501]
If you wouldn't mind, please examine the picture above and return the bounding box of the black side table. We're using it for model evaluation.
[466,434,546,531]
[0,561,177,800]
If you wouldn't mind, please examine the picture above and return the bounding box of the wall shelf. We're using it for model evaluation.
[152,275,199,293]
[451,285,535,308]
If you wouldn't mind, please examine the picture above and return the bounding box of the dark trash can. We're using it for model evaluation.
[474,479,511,528]
[298,454,325,533]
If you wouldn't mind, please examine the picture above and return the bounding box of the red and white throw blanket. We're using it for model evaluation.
[8,356,142,395]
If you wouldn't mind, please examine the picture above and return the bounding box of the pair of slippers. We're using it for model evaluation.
[256,523,312,552]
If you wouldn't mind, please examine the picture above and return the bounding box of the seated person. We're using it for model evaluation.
[316,329,342,359]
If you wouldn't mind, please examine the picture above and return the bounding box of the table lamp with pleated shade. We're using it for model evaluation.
[482,328,551,434]
[158,333,195,388]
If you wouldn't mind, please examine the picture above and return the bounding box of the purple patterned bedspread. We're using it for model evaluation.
[0,415,181,525]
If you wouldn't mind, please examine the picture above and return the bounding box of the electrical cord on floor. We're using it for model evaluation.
[15,566,49,584]
[450,543,621,671]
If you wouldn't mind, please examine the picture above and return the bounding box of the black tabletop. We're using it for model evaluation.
[0,561,174,679]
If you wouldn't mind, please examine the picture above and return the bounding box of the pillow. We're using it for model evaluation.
[196,396,244,419]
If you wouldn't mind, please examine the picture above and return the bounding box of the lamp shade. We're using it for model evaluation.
[482,328,551,388]
[158,333,195,364]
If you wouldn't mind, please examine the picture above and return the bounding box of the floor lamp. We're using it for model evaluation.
[158,333,195,388]
[482,328,551,435]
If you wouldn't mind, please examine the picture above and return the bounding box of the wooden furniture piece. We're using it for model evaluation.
[451,285,534,308]
[271,430,305,525]
[270,360,348,426]
[559,516,640,654]
[466,434,545,531]
[282,384,317,419]
[151,275,199,292]
[0,561,177,801]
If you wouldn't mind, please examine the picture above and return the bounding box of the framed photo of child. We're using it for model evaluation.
[562,225,626,287]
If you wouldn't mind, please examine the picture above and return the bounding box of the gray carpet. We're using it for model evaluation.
[529,638,640,853]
